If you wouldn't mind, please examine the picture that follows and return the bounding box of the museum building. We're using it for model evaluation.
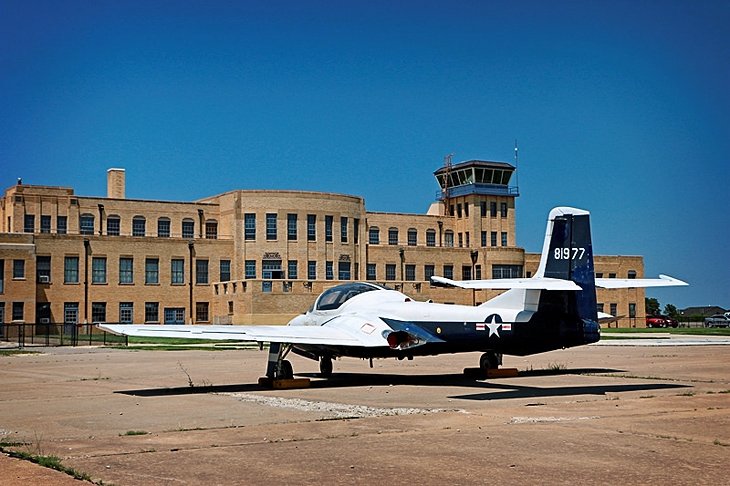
[0,161,646,328]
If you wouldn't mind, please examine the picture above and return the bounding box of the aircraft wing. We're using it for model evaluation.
[595,274,688,289]
[431,276,581,290]
[98,324,372,347]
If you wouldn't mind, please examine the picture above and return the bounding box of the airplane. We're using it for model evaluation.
[99,207,687,382]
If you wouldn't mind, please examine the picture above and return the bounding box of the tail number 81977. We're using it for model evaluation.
[554,247,586,260]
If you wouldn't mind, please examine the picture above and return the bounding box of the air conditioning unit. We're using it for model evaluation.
[40,318,50,324]
[38,275,50,283]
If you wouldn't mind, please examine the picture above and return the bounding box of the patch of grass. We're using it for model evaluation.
[677,391,695,397]
[1,448,92,482]
[639,395,655,399]
[547,362,567,371]
[121,430,148,436]
[0,350,40,357]
[718,389,730,394]
[605,327,730,336]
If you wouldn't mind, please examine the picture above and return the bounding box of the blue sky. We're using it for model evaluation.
[2,0,728,309]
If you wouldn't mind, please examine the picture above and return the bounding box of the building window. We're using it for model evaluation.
[196,259,209,284]
[145,302,159,323]
[57,216,67,234]
[120,303,133,324]
[492,264,523,279]
[64,257,79,284]
[338,261,351,280]
[369,227,380,244]
[480,201,487,217]
[12,302,24,321]
[464,203,469,217]
[325,215,333,242]
[41,215,51,233]
[37,256,51,282]
[171,259,184,284]
[629,303,637,318]
[288,260,298,279]
[628,270,637,279]
[444,231,454,247]
[308,261,316,280]
[366,263,376,280]
[92,257,107,284]
[500,202,508,217]
[458,233,463,248]
[596,272,603,278]
[245,260,256,279]
[609,273,616,279]
[388,228,399,245]
[266,213,277,240]
[490,231,497,247]
[490,201,497,217]
[132,216,146,237]
[340,217,348,243]
[466,232,470,247]
[481,231,487,247]
[157,218,170,237]
[145,258,159,284]
[610,303,617,316]
[325,261,334,280]
[443,265,453,280]
[596,303,604,314]
[287,214,298,241]
[407,229,417,246]
[13,260,25,279]
[80,214,95,235]
[107,216,121,236]
[385,264,396,281]
[0,260,4,293]
[182,219,195,239]
[24,214,35,233]
[456,204,462,218]
[405,264,416,281]
[475,265,482,279]
[92,302,106,323]
[119,257,134,284]
[424,265,435,283]
[196,302,209,322]
[220,259,231,282]
[205,220,218,239]
[426,229,436,247]
[354,218,360,244]
[462,266,472,280]
[307,214,316,241]
[501,232,508,247]
[242,213,255,240]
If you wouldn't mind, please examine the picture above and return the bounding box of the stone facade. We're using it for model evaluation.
[0,162,647,328]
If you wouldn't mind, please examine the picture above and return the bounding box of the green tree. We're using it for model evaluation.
[645,297,660,316]
[664,304,678,319]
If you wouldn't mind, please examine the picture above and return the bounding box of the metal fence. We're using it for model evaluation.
[0,323,128,348]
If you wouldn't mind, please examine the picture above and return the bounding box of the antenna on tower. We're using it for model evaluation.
[514,140,519,193]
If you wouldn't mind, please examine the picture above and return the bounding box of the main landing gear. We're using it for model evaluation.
[319,356,333,377]
[479,351,502,373]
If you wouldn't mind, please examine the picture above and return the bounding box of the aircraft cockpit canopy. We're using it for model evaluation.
[315,282,388,311]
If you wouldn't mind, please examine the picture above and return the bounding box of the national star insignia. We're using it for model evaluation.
[486,322,501,338]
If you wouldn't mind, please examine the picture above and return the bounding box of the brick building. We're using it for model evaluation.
[0,161,647,328]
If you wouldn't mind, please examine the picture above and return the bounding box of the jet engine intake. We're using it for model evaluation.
[384,330,423,350]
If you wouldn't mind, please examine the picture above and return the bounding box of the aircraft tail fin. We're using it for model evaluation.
[534,207,598,324]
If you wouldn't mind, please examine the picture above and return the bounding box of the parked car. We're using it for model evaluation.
[704,313,730,328]
[646,315,679,328]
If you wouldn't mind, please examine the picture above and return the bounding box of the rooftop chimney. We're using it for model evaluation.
[107,168,125,199]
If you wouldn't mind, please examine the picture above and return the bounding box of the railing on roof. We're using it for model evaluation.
[437,184,520,200]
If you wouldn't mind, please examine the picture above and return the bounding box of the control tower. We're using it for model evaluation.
[430,158,520,252]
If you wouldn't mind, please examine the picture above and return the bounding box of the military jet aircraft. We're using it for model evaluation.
[99,207,687,381]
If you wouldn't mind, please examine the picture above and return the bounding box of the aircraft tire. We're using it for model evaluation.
[479,352,500,372]
[319,356,333,377]
[279,360,294,380]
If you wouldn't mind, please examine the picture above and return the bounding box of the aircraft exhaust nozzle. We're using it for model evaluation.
[385,330,422,350]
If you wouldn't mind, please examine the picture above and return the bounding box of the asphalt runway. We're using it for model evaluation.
[1,342,728,485]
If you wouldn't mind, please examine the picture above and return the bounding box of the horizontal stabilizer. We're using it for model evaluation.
[595,274,688,289]
[431,275,581,290]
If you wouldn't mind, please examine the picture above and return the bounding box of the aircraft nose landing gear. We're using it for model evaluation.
[258,342,310,389]
[319,356,333,377]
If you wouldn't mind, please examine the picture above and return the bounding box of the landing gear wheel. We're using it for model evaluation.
[277,359,294,380]
[479,352,501,374]
[319,356,333,377]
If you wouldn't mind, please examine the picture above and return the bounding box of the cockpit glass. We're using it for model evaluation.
[315,283,385,311]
